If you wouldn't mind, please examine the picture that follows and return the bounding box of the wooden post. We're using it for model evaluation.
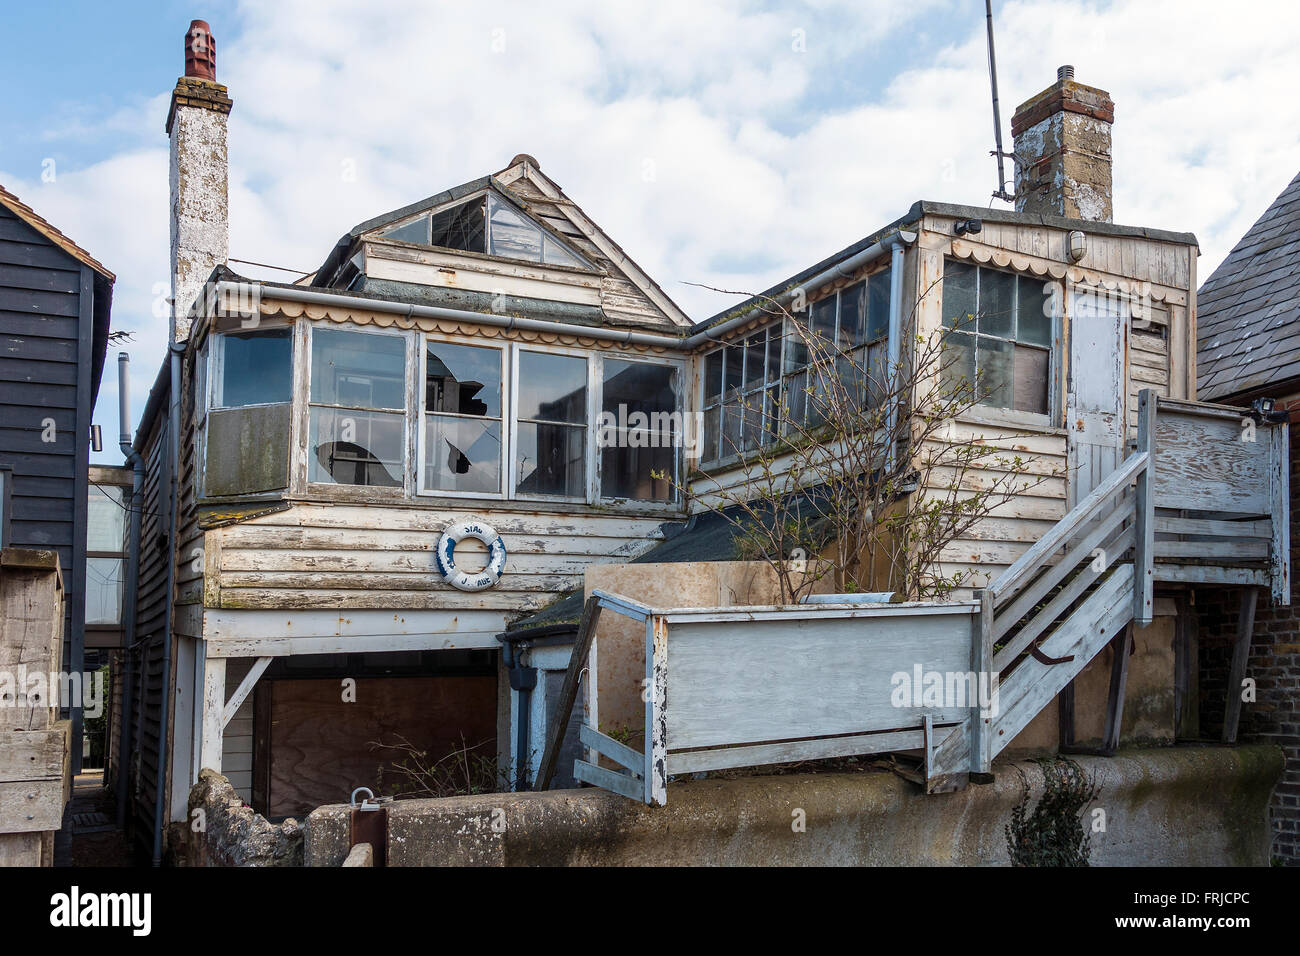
[1223,588,1259,744]
[1133,390,1156,625]
[970,589,993,774]
[199,655,226,774]
[533,596,601,792]
[1269,422,1291,605]
[1058,682,1076,749]
[1101,624,1133,755]
[645,615,668,807]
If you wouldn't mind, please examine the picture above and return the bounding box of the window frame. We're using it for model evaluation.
[416,334,509,502]
[940,261,1060,424]
[302,321,416,496]
[508,344,598,504]
[698,266,893,469]
[596,352,685,506]
[208,322,296,412]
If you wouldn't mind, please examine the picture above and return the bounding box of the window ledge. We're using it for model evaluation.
[954,405,1065,435]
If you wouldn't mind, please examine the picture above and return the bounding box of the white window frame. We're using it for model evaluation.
[509,344,598,505]
[416,334,509,501]
[302,321,415,495]
[208,323,295,412]
[596,352,687,506]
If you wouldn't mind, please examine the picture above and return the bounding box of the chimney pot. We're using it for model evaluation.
[185,20,217,81]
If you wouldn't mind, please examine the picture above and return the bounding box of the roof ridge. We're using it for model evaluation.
[0,182,114,281]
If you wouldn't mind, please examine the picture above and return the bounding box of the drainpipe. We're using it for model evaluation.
[115,353,144,830]
[501,641,537,791]
[152,340,184,866]
[882,232,909,472]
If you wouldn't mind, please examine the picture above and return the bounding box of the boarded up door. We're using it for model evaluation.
[258,675,497,818]
[1067,293,1128,504]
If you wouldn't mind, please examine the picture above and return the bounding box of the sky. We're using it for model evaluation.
[2,0,1299,465]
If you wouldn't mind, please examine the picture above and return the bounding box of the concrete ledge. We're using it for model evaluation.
[305,744,1282,866]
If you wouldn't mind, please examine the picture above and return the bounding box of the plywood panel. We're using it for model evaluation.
[266,675,496,817]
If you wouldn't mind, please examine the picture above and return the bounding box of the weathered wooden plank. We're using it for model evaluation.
[572,759,644,801]
[1152,539,1269,560]
[0,778,65,832]
[664,611,969,750]
[1101,626,1132,754]
[1269,423,1291,604]
[1153,516,1272,538]
[221,656,271,729]
[1150,408,1270,513]
[578,723,643,776]
[989,451,1146,602]
[667,726,942,775]
[0,728,66,782]
[534,597,601,792]
[199,656,226,774]
[1152,564,1269,586]
[1134,391,1156,624]
[1223,588,1258,744]
[646,616,667,807]
[970,590,992,774]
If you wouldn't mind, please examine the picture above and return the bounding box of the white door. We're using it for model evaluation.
[1067,289,1128,505]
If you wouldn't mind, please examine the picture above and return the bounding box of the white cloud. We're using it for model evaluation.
[4,0,1299,463]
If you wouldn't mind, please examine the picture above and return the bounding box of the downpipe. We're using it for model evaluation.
[115,353,144,830]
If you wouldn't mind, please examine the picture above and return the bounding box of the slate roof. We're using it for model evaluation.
[1196,171,1300,401]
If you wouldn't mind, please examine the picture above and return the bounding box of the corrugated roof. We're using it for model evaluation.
[1196,170,1300,401]
[0,182,115,281]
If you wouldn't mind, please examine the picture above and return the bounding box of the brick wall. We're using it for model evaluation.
[1196,422,1300,865]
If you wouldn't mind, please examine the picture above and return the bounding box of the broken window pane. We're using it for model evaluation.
[311,328,406,410]
[424,417,502,494]
[516,422,585,497]
[309,407,404,487]
[429,197,486,253]
[426,342,500,417]
[217,328,292,408]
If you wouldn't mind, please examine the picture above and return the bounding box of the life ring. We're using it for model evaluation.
[436,520,507,591]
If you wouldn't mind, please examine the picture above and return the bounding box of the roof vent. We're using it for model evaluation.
[1057,64,1075,82]
[509,154,540,170]
[185,20,217,81]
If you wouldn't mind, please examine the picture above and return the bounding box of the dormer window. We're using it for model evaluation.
[378,192,591,269]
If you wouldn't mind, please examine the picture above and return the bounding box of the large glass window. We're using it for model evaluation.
[600,359,678,502]
[515,351,587,498]
[940,261,1052,415]
[212,328,292,408]
[87,485,125,552]
[424,342,503,495]
[700,266,891,464]
[308,327,408,487]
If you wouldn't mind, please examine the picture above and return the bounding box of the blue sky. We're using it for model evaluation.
[2,0,1299,465]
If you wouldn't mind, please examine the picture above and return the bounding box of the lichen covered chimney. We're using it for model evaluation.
[1010,65,1114,222]
[166,19,232,343]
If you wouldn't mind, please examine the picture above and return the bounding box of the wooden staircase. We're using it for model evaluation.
[927,389,1291,791]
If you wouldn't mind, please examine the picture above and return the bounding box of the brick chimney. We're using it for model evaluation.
[166,19,232,343]
[1010,65,1114,222]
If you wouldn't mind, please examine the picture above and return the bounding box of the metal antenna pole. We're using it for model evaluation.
[986,0,1015,203]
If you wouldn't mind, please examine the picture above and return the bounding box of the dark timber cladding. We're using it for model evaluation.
[0,188,113,774]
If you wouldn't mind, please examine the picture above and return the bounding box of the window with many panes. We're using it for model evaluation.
[308,327,409,488]
[700,266,892,464]
[940,261,1053,415]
